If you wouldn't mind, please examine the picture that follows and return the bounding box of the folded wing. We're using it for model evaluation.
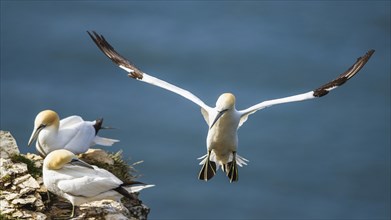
[57,163,122,197]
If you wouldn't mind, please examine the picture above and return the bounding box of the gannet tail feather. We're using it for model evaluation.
[93,136,119,146]
[236,154,249,167]
[198,153,249,167]
[125,184,155,193]
[114,183,154,199]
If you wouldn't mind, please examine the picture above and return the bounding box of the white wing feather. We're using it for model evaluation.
[88,31,213,118]
[57,165,122,197]
[60,122,95,154]
[238,49,375,127]
[59,116,84,129]
[88,32,374,128]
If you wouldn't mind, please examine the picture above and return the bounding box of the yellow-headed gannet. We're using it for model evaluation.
[43,149,154,217]
[28,110,119,157]
[88,31,374,182]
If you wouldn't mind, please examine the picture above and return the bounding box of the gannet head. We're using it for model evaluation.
[216,93,236,110]
[28,110,60,147]
[44,149,76,170]
[210,93,236,128]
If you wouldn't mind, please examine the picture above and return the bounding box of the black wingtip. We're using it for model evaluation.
[87,30,145,80]
[367,49,375,56]
[87,30,99,43]
[121,181,147,187]
[313,49,375,98]
[360,49,375,62]
[114,186,138,200]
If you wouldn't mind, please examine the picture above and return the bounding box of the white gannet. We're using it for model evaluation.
[88,31,374,182]
[43,149,154,217]
[28,110,119,157]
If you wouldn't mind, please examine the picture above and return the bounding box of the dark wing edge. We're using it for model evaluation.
[69,158,94,169]
[87,31,144,79]
[313,49,375,97]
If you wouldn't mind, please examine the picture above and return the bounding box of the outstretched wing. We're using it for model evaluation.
[88,31,212,117]
[238,49,375,127]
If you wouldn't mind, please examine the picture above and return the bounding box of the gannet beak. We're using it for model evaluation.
[210,109,228,129]
[69,158,94,169]
[28,124,46,147]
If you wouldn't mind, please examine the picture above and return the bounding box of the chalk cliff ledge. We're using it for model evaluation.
[0,130,150,220]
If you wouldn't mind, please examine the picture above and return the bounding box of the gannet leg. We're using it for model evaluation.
[198,151,216,181]
[227,152,239,182]
[70,204,75,218]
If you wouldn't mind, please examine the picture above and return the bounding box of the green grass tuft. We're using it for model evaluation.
[10,154,42,178]
[82,150,138,184]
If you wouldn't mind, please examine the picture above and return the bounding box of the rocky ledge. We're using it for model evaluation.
[0,130,150,220]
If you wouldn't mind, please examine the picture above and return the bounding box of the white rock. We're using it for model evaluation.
[20,186,35,195]
[105,213,130,220]
[11,163,28,175]
[0,199,11,210]
[0,158,12,179]
[34,198,45,211]
[12,210,23,218]
[0,130,151,220]
[79,200,131,218]
[35,212,47,220]
[11,196,37,205]
[0,207,15,215]
[3,192,20,200]
[19,176,40,189]
[13,174,31,185]
[0,131,20,159]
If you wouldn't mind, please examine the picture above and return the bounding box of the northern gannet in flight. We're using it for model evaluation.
[88,31,374,182]
[28,110,119,157]
[43,149,154,217]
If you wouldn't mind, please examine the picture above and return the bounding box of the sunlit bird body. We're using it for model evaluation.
[88,31,374,182]
[43,149,154,217]
[28,110,119,157]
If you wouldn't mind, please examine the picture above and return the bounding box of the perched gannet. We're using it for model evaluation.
[28,110,119,157]
[43,149,154,217]
[88,31,374,182]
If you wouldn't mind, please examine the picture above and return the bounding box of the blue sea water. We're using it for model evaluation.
[1,1,390,219]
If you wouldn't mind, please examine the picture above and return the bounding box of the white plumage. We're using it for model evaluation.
[28,110,119,156]
[88,31,374,182]
[43,149,154,217]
